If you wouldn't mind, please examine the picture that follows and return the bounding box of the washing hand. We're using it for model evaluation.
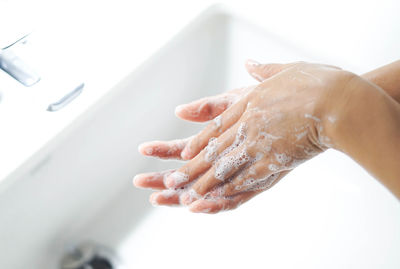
[135,62,351,212]
[134,60,400,213]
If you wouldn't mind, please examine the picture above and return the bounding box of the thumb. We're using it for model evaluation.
[245,60,293,82]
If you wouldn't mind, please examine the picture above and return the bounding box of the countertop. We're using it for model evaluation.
[1,0,399,188]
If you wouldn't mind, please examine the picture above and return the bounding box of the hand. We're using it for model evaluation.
[135,62,355,213]
[133,61,287,202]
[136,60,400,163]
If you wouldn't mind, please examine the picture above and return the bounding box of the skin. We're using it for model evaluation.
[134,60,400,213]
[362,60,400,103]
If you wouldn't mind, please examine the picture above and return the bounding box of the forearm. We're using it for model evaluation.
[362,60,400,103]
[327,76,400,199]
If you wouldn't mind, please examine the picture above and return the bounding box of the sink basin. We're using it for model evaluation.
[0,5,399,269]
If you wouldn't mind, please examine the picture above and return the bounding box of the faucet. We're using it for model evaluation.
[0,34,40,87]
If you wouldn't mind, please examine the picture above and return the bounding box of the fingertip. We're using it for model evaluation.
[132,174,141,187]
[245,59,265,82]
[132,174,150,189]
[138,143,145,154]
[250,72,266,82]
[245,59,260,68]
[149,192,160,206]
[174,104,186,117]
[175,104,200,122]
[138,142,152,156]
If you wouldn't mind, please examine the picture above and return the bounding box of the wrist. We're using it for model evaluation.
[314,71,358,150]
[320,73,400,197]
[321,74,385,153]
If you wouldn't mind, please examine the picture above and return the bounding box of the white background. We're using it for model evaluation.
[0,1,399,268]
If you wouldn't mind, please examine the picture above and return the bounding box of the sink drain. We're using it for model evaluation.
[60,242,122,269]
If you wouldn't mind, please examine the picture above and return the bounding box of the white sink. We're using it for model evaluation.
[0,6,399,269]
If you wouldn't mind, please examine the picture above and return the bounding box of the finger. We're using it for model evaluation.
[164,120,247,189]
[245,60,295,82]
[138,137,191,160]
[149,190,181,206]
[184,148,294,205]
[188,189,262,214]
[133,169,175,190]
[182,155,285,205]
[180,96,250,160]
[190,143,252,197]
[175,88,250,122]
[175,94,234,122]
[221,166,289,197]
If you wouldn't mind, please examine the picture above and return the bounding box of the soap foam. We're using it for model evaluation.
[170,171,189,185]
[214,115,222,131]
[215,149,250,181]
[275,153,291,165]
[247,172,281,191]
[249,166,256,175]
[295,130,308,141]
[160,189,178,198]
[268,163,279,171]
[258,131,281,141]
[304,113,321,122]
[161,169,176,186]
[204,137,219,162]
[214,122,247,164]
[181,188,202,204]
[327,115,337,123]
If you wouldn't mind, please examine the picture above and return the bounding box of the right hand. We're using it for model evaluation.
[134,60,400,193]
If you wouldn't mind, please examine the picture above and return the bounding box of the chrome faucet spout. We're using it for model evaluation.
[0,47,40,87]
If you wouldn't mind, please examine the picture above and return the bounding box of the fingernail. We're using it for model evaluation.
[138,143,145,153]
[138,143,153,155]
[175,104,186,115]
[132,175,140,186]
[246,59,260,67]
[132,174,148,189]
